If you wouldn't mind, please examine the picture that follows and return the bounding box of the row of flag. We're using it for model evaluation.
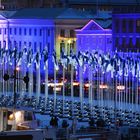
[0,47,140,78]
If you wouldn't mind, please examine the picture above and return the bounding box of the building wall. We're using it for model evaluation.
[0,18,55,73]
[54,19,89,59]
[112,13,140,52]
[76,20,112,53]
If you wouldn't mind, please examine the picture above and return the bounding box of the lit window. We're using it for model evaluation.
[60,40,65,54]
[70,30,75,38]
[136,20,140,33]
[60,29,65,37]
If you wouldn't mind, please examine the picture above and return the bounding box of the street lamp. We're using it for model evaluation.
[3,49,29,130]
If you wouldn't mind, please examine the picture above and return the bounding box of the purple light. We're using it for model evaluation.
[75,20,105,31]
[77,33,112,36]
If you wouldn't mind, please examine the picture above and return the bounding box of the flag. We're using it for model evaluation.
[42,48,48,69]
[60,48,69,69]
[35,51,40,69]
[16,51,23,66]
[52,50,59,70]
[27,48,33,67]
[78,51,84,67]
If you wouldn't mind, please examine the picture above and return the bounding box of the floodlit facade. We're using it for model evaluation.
[76,19,112,53]
[112,12,140,52]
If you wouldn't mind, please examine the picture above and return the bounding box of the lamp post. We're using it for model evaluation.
[3,48,29,130]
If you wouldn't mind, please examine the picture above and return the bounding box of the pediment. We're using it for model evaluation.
[0,14,6,20]
[81,20,104,31]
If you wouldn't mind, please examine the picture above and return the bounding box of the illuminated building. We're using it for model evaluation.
[112,9,140,52]
[76,19,112,53]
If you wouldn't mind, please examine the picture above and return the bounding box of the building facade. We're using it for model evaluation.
[55,19,89,59]
[76,20,112,53]
[112,12,140,52]
[0,15,55,75]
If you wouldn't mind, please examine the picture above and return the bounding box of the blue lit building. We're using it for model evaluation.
[112,9,140,52]
[76,19,112,53]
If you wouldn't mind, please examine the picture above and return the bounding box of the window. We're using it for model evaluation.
[70,30,75,38]
[115,19,119,33]
[136,38,140,47]
[48,29,50,36]
[9,41,12,48]
[129,20,133,32]
[70,41,75,50]
[34,29,37,36]
[115,37,119,48]
[3,40,6,47]
[129,38,133,48]
[107,38,112,44]
[40,29,42,36]
[19,28,22,35]
[0,28,1,34]
[60,40,65,54]
[122,37,126,48]
[24,28,26,35]
[29,28,31,35]
[136,19,140,33]
[14,28,16,35]
[4,28,6,34]
[122,19,126,33]
[60,29,65,37]
[29,42,31,47]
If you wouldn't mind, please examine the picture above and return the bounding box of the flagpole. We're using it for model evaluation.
[44,63,48,110]
[71,64,74,117]
[62,66,65,117]
[79,65,83,116]
[88,66,91,109]
[36,58,40,106]
[88,66,93,114]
